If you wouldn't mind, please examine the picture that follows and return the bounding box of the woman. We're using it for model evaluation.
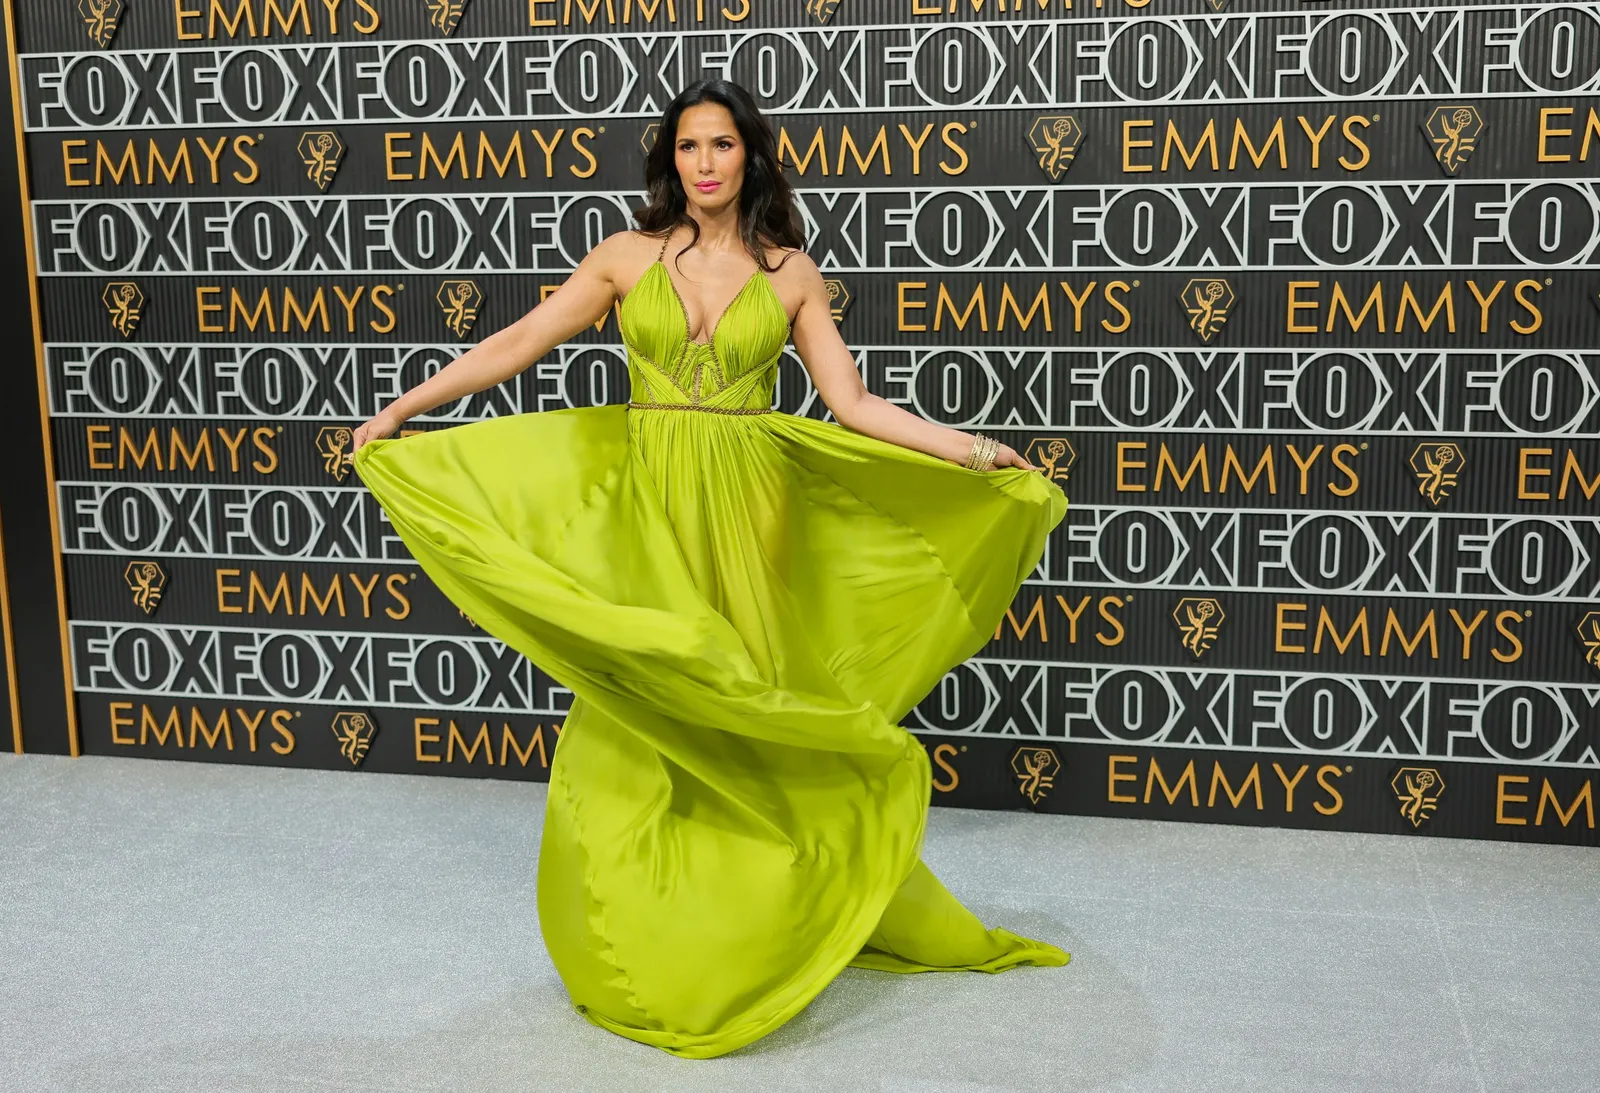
[350,78,1070,1058]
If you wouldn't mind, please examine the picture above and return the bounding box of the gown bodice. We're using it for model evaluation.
[619,260,789,415]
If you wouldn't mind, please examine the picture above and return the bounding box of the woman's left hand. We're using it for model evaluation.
[990,443,1036,471]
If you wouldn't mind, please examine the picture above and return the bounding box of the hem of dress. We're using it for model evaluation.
[574,733,934,1060]
[848,940,1072,975]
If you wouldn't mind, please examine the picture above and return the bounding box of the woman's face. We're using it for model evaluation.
[673,102,745,214]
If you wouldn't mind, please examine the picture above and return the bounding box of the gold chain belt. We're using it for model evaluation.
[627,402,773,415]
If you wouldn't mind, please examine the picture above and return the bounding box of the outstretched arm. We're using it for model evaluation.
[351,235,628,451]
[787,255,1034,470]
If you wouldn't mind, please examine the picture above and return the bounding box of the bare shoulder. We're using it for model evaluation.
[591,229,664,270]
[765,246,822,292]
[580,229,666,294]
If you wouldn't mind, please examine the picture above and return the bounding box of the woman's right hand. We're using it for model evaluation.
[351,409,402,454]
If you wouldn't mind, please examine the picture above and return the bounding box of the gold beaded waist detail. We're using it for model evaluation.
[627,401,773,415]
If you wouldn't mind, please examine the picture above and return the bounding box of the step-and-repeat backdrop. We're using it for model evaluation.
[3,0,1598,844]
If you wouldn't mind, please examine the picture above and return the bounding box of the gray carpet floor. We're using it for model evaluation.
[1,752,1594,1093]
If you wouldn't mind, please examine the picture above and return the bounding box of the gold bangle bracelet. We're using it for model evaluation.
[964,432,987,471]
[965,432,998,472]
[976,435,999,472]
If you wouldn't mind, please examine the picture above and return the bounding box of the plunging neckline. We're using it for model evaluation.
[655,260,767,348]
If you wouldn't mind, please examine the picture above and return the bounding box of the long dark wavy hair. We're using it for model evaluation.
[634,79,805,273]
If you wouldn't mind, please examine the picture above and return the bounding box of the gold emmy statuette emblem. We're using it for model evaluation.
[1179,278,1235,343]
[1423,105,1486,176]
[1025,437,1078,484]
[423,0,469,35]
[331,711,379,768]
[804,0,842,25]
[459,607,480,630]
[102,282,144,338]
[437,280,484,339]
[77,0,124,49]
[1173,597,1225,658]
[1011,746,1061,805]
[1026,115,1084,182]
[640,123,661,156]
[1577,612,1600,673]
[315,426,355,481]
[1409,442,1465,505]
[297,131,345,192]
[1391,767,1445,828]
[1203,0,1229,11]
[123,560,168,615]
[822,279,852,324]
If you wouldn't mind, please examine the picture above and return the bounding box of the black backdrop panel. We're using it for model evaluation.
[4,0,1598,845]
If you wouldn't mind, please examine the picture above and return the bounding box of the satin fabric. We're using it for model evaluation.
[352,254,1071,1058]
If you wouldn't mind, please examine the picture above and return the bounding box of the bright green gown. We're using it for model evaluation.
[351,241,1071,1059]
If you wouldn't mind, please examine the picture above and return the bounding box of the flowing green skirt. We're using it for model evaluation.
[352,404,1070,1058]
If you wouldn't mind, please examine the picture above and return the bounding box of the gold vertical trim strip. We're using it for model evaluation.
[0,503,20,752]
[4,0,79,757]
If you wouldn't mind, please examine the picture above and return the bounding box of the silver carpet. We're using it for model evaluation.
[1,752,1593,1093]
